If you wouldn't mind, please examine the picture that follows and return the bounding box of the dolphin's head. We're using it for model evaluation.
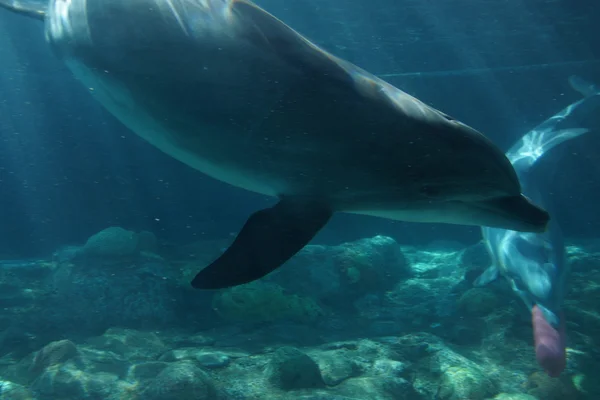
[383,109,551,233]
[361,80,550,232]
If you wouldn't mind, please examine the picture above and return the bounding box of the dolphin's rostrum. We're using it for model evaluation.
[0,0,549,289]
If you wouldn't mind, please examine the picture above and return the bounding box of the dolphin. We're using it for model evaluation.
[0,0,549,289]
[474,76,600,377]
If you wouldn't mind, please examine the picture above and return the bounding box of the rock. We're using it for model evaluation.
[0,381,34,400]
[371,359,407,377]
[266,236,410,312]
[141,361,216,400]
[294,396,362,400]
[331,236,411,294]
[266,347,325,390]
[403,246,461,277]
[213,282,324,323]
[567,243,600,273]
[320,342,359,351]
[86,328,166,361]
[489,394,538,400]
[32,363,119,399]
[457,288,499,316]
[52,246,82,263]
[379,377,423,400]
[137,230,158,253]
[386,277,461,323]
[394,333,442,362]
[0,284,35,308]
[127,361,169,381]
[158,347,231,368]
[339,376,423,400]
[167,333,216,348]
[460,241,492,282]
[523,371,581,400]
[437,366,497,400]
[29,339,78,376]
[196,352,230,369]
[46,255,189,332]
[82,227,139,258]
[312,351,361,386]
[402,335,499,400]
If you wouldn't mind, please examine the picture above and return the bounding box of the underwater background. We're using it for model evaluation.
[1,0,600,399]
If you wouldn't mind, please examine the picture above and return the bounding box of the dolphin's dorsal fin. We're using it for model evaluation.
[0,0,46,20]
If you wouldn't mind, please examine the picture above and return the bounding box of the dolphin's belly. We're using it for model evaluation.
[66,60,288,196]
[64,62,415,204]
[64,62,413,202]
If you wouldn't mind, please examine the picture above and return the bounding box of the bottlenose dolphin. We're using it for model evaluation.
[475,76,600,377]
[0,0,549,289]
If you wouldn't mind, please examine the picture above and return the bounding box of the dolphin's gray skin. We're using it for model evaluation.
[475,76,600,377]
[0,0,549,289]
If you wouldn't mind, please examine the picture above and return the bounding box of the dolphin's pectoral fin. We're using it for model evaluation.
[473,265,499,286]
[190,197,332,290]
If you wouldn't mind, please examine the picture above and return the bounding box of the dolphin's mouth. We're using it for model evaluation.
[471,194,550,233]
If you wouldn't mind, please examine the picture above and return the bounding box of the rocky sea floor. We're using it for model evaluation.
[1,227,600,399]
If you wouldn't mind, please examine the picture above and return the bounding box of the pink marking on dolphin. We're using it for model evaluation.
[532,305,566,377]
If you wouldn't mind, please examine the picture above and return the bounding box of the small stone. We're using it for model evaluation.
[83,227,139,258]
[524,371,580,400]
[313,352,361,386]
[196,352,230,369]
[127,361,169,381]
[437,366,497,400]
[266,347,325,390]
[457,288,499,316]
[0,381,34,400]
[320,342,358,351]
[141,361,216,400]
[372,359,407,377]
[490,394,538,400]
[29,340,78,376]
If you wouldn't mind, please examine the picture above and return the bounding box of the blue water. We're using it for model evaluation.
[0,0,599,399]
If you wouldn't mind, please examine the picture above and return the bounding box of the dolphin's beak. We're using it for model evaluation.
[471,194,550,233]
